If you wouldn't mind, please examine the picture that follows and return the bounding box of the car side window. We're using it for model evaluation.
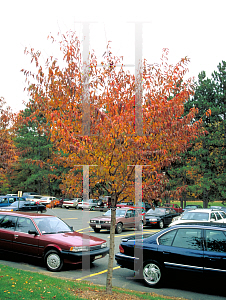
[219,211,226,219]
[158,229,177,246]
[0,216,17,231]
[2,198,8,204]
[215,212,222,220]
[172,228,203,250]
[16,217,36,233]
[9,198,15,203]
[210,213,217,221]
[205,229,226,253]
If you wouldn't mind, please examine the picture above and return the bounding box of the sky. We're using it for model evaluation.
[1,0,226,113]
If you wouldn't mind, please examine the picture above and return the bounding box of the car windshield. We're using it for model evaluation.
[34,217,73,234]
[185,205,197,209]
[104,209,126,217]
[181,212,209,221]
[146,208,166,215]
[10,201,26,207]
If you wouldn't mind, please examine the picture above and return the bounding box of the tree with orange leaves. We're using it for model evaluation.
[0,97,18,193]
[23,32,207,293]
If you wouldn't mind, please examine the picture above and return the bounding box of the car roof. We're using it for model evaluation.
[169,222,226,230]
[184,208,220,213]
[0,211,55,218]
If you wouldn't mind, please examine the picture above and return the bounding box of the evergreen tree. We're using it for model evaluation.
[168,62,226,207]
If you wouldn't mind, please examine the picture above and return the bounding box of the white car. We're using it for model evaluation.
[38,196,57,205]
[77,199,99,210]
[169,209,226,227]
[62,198,81,209]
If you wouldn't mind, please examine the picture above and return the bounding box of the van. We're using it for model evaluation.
[0,196,26,207]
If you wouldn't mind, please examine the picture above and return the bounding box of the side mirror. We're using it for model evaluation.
[70,226,74,231]
[28,230,38,235]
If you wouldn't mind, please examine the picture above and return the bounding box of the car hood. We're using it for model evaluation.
[41,231,107,247]
[145,214,163,218]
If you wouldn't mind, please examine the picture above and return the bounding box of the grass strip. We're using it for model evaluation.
[0,264,186,300]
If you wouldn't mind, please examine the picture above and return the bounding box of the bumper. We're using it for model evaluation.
[90,224,111,230]
[61,247,109,264]
[115,252,140,271]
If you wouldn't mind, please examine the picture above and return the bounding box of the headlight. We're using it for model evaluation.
[70,246,89,252]
[104,221,111,224]
[149,218,157,221]
[90,220,96,223]
[101,242,107,248]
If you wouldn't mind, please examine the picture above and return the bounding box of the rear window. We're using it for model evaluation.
[181,212,209,221]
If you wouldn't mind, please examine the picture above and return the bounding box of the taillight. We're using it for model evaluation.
[119,245,124,253]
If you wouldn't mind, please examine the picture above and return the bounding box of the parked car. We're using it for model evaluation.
[0,201,46,213]
[38,196,58,205]
[115,223,226,287]
[164,203,183,213]
[24,195,43,201]
[23,192,39,197]
[54,198,64,208]
[183,204,202,211]
[62,198,81,209]
[0,211,109,271]
[145,207,179,229]
[169,208,226,227]
[116,201,134,208]
[0,196,26,207]
[77,199,99,210]
[90,207,145,234]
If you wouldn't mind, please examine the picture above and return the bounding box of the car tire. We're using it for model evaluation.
[115,222,123,234]
[137,221,143,231]
[159,220,164,229]
[93,228,101,233]
[143,260,163,288]
[44,250,63,272]
[66,207,69,209]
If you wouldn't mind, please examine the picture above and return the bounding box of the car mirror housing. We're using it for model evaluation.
[28,230,38,235]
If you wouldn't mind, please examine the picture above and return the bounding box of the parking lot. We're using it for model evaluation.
[0,207,226,300]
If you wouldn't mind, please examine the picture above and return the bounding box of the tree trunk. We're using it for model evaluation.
[106,206,116,294]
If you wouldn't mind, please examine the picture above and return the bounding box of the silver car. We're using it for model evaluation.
[77,199,98,210]
[62,198,81,209]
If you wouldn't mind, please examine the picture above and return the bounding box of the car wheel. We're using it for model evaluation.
[115,222,123,234]
[137,220,143,231]
[93,228,101,233]
[44,250,63,272]
[159,220,164,229]
[143,260,163,287]
[66,207,69,209]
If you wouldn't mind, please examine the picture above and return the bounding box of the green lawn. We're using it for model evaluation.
[0,264,184,300]
[169,200,226,208]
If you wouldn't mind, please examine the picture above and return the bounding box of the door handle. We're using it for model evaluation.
[14,235,19,239]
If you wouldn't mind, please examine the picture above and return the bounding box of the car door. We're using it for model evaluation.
[13,217,39,256]
[204,228,226,277]
[124,209,135,228]
[0,215,17,251]
[158,227,204,274]
[163,209,175,226]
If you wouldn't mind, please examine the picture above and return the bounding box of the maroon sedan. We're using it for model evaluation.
[0,211,109,271]
[89,208,145,234]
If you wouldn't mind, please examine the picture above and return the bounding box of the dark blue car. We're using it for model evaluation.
[115,223,226,287]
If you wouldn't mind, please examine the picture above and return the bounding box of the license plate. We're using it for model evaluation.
[96,225,101,228]
[95,255,102,259]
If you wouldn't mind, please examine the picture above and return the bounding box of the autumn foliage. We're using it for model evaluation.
[0,97,18,192]
[22,31,208,293]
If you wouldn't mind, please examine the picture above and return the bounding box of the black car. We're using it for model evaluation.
[115,223,226,287]
[145,207,179,228]
[0,201,46,213]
